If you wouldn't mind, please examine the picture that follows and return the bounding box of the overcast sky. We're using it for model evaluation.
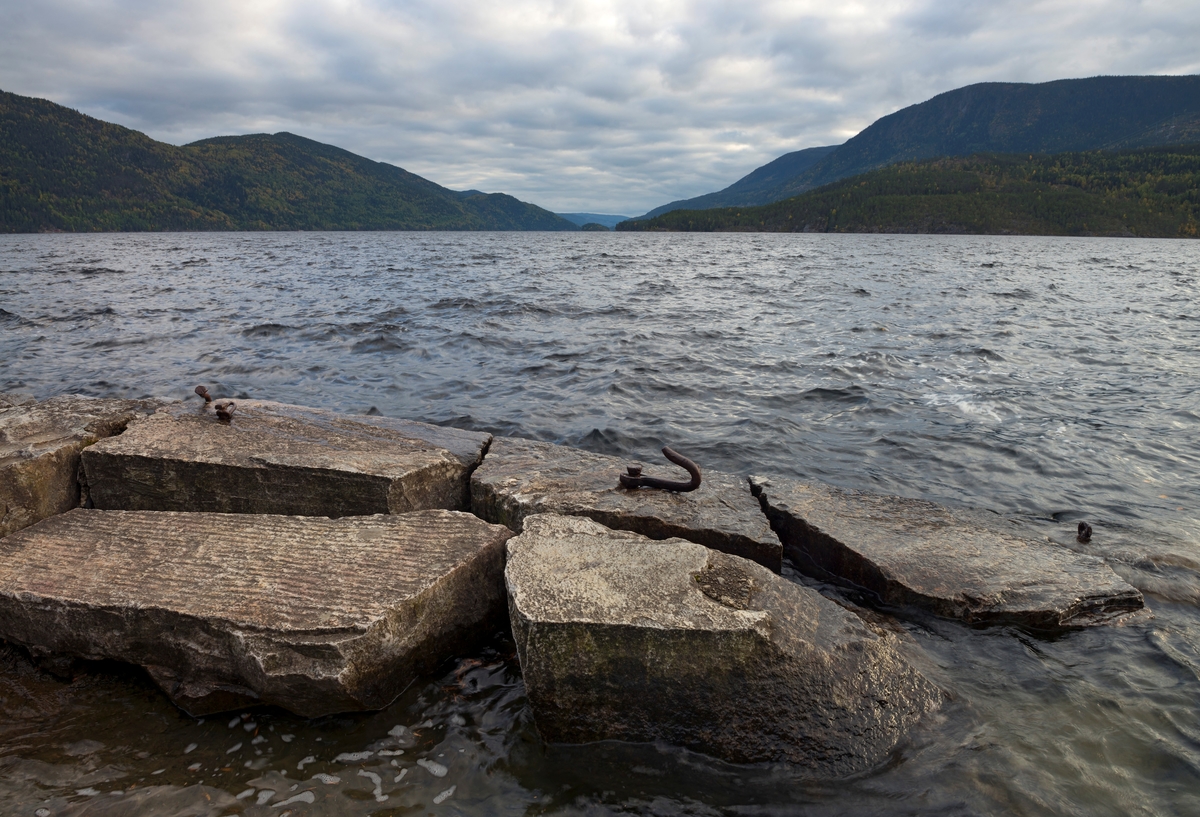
[2,1,1197,215]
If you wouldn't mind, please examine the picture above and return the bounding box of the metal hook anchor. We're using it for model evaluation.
[214,401,236,423]
[194,385,235,424]
[619,447,702,492]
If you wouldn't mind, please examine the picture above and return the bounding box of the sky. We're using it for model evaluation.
[2,1,1198,216]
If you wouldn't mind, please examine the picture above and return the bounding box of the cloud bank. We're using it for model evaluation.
[2,0,1197,213]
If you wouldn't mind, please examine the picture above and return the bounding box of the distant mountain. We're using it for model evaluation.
[618,144,1200,237]
[633,75,1200,219]
[0,90,577,232]
[556,212,631,229]
[636,145,838,219]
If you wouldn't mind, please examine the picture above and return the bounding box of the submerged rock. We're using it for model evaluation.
[83,400,491,517]
[0,508,512,716]
[505,514,941,775]
[750,476,1144,629]
[0,395,165,538]
[471,437,782,570]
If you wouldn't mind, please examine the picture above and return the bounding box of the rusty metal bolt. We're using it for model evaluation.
[618,448,702,492]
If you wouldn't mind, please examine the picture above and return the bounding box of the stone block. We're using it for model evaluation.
[505,514,941,775]
[83,400,491,516]
[0,395,164,538]
[751,476,1144,628]
[472,437,781,570]
[0,508,513,717]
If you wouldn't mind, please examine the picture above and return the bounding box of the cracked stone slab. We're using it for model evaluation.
[505,514,941,775]
[0,508,513,717]
[0,395,166,538]
[83,400,491,517]
[471,437,782,570]
[750,475,1144,629]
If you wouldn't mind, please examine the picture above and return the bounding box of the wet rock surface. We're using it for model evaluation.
[0,508,513,717]
[471,437,782,570]
[751,476,1144,629]
[505,514,941,775]
[83,400,491,517]
[0,395,165,538]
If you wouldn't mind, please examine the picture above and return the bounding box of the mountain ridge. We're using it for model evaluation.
[636,145,839,219]
[631,75,1200,220]
[0,90,577,232]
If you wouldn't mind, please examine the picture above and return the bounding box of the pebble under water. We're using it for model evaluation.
[0,231,1198,816]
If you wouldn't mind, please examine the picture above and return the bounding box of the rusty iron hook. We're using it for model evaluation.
[619,447,702,492]
[214,400,236,424]
[194,385,213,404]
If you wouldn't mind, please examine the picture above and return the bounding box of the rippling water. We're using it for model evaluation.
[1,232,1198,815]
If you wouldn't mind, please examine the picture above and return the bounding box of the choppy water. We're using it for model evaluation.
[1,231,1198,816]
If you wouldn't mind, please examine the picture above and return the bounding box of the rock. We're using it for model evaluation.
[471,437,782,570]
[0,392,36,409]
[750,476,1144,629]
[83,400,491,517]
[0,395,165,539]
[505,514,941,775]
[0,508,513,717]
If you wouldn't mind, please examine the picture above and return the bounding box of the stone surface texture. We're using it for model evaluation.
[472,437,782,570]
[83,400,491,517]
[505,514,941,775]
[751,476,1144,628]
[0,392,36,409]
[0,395,165,538]
[0,508,513,716]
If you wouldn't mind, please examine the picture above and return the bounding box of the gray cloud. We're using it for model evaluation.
[2,0,1197,214]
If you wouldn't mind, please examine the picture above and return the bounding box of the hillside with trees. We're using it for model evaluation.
[631,75,1200,220]
[0,90,577,232]
[618,146,1200,237]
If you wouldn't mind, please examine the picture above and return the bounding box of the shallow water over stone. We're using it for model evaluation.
[1,232,1198,814]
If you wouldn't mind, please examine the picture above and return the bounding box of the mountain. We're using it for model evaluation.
[637,145,838,219]
[556,212,631,229]
[0,90,577,232]
[633,75,1200,219]
[617,144,1200,237]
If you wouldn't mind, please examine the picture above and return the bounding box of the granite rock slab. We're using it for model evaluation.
[750,476,1144,629]
[0,508,513,716]
[0,395,165,538]
[505,514,941,775]
[471,437,782,570]
[83,400,491,517]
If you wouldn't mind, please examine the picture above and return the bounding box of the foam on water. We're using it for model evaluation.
[1,232,1198,815]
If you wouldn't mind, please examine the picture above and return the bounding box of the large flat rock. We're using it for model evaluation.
[0,508,513,717]
[505,514,941,775]
[751,476,1144,629]
[0,395,165,538]
[472,437,782,570]
[83,400,491,516]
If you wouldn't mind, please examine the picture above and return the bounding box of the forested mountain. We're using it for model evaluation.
[631,75,1200,220]
[637,145,838,219]
[618,145,1200,237]
[0,90,577,232]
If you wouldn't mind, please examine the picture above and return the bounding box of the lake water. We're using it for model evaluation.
[1,232,1198,816]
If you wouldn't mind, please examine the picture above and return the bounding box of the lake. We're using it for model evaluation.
[1,231,1198,815]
